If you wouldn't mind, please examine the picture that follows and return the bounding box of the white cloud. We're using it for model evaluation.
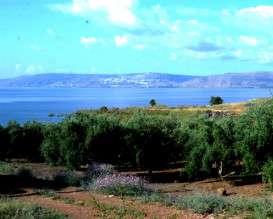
[239,36,260,47]
[188,20,198,24]
[226,37,232,43]
[37,65,44,71]
[26,65,36,73]
[190,32,201,36]
[29,44,41,51]
[80,36,105,48]
[222,5,273,33]
[237,5,273,19]
[15,64,22,72]
[47,28,56,37]
[235,50,243,56]
[48,0,137,26]
[257,50,273,63]
[90,67,96,73]
[26,65,44,74]
[133,44,146,50]
[115,35,127,47]
[169,52,177,61]
[177,8,210,17]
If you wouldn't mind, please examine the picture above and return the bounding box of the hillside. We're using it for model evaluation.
[0,71,273,88]
[0,72,198,88]
[178,71,273,88]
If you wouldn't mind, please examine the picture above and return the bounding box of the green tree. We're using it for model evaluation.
[150,99,156,107]
[209,96,223,105]
[0,125,9,160]
[236,99,273,174]
[84,113,124,165]
[42,112,124,169]
[181,115,237,180]
[5,121,23,158]
[41,122,63,166]
[21,120,44,161]
[125,111,174,174]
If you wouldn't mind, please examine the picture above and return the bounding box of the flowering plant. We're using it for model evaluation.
[92,174,150,196]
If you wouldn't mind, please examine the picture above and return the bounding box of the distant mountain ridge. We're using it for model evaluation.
[0,71,273,88]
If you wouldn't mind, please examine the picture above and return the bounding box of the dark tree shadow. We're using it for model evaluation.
[0,174,64,195]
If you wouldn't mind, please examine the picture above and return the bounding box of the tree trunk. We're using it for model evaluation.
[218,161,224,181]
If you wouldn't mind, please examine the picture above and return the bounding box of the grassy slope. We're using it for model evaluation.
[75,97,271,120]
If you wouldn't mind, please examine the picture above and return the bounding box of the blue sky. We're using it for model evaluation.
[1,0,273,79]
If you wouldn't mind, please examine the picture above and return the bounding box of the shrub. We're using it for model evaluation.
[262,158,273,191]
[150,99,156,107]
[125,111,175,173]
[0,161,11,174]
[53,170,83,187]
[0,197,71,219]
[91,174,150,196]
[179,192,228,214]
[236,99,273,174]
[85,163,115,182]
[99,106,108,112]
[14,166,33,178]
[209,96,223,105]
[248,199,273,219]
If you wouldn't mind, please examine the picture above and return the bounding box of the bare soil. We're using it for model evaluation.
[1,163,272,219]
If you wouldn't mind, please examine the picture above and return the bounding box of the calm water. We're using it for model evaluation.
[0,87,271,126]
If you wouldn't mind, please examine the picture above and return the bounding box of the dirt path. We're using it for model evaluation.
[14,187,213,219]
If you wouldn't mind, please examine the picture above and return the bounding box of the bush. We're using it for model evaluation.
[263,158,273,191]
[150,99,156,107]
[53,170,83,187]
[14,166,33,178]
[179,192,228,214]
[85,163,115,182]
[0,161,11,174]
[91,174,150,196]
[209,96,223,105]
[236,99,273,174]
[125,111,175,173]
[0,197,71,219]
[99,106,108,112]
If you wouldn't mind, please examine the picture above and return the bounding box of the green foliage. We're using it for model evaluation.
[262,158,273,191]
[0,125,9,160]
[150,99,156,107]
[53,170,83,187]
[14,166,34,178]
[209,96,223,105]
[0,161,11,174]
[0,197,71,219]
[2,97,273,179]
[85,163,115,182]
[180,115,237,180]
[41,122,63,166]
[247,199,273,219]
[99,106,108,112]
[236,99,273,174]
[0,120,44,162]
[180,192,228,214]
[125,111,177,172]
[141,191,273,218]
[21,120,44,162]
[41,112,124,169]
[90,194,146,219]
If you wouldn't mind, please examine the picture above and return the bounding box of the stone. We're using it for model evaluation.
[217,188,227,196]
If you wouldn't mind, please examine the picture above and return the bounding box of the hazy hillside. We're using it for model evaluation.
[0,71,273,88]
[178,71,273,88]
[0,73,198,88]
